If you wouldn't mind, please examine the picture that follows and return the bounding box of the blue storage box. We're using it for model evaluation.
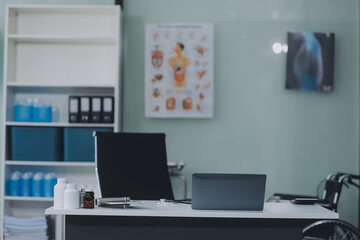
[11,127,62,161]
[64,127,112,162]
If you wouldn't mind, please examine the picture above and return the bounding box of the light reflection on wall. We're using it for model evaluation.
[272,42,288,54]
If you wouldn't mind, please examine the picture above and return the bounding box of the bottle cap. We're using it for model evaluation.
[34,172,44,180]
[11,172,21,180]
[66,183,77,189]
[20,98,32,105]
[24,171,33,177]
[57,178,67,184]
[33,98,42,107]
[85,184,93,192]
[22,172,33,179]
[44,173,52,179]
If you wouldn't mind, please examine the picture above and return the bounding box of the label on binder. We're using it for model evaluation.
[69,97,79,123]
[80,97,91,123]
[102,97,114,123]
[91,97,102,123]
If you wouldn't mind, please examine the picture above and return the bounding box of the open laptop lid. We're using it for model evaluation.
[192,173,266,211]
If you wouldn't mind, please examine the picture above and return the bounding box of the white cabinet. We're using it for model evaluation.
[1,5,121,239]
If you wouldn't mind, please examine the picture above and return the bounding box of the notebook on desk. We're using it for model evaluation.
[191,173,266,211]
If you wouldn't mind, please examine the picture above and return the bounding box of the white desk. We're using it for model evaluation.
[46,201,338,240]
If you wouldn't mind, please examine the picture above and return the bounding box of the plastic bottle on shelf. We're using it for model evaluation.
[21,172,33,197]
[64,183,79,209]
[33,99,52,122]
[51,106,59,122]
[43,173,57,197]
[14,99,33,122]
[9,171,21,196]
[54,178,67,209]
[32,172,44,197]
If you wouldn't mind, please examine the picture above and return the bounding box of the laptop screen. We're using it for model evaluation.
[191,173,266,210]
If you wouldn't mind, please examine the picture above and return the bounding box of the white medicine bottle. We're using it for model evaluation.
[64,183,79,209]
[54,178,67,209]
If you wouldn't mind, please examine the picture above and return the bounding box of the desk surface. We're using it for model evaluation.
[46,201,339,219]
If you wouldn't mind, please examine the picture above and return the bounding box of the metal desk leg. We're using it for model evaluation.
[55,215,64,240]
[171,173,187,199]
[168,162,186,199]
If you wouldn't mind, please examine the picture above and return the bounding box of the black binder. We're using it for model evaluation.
[102,97,114,123]
[69,96,80,123]
[91,97,102,123]
[80,96,91,123]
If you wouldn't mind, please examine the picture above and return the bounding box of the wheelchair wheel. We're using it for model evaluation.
[303,219,360,240]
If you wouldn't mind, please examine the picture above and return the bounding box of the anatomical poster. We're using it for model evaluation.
[286,31,335,92]
[145,23,214,118]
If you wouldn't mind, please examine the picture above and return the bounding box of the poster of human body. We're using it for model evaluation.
[145,23,214,118]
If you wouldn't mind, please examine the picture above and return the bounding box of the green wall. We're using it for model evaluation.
[122,0,360,225]
[0,0,359,226]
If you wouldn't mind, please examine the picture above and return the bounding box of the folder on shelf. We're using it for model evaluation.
[69,96,80,123]
[91,97,102,123]
[102,97,114,123]
[80,97,91,123]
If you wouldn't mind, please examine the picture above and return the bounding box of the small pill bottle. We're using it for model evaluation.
[83,187,95,209]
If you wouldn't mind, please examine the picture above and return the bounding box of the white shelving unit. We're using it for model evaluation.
[0,5,121,240]
[5,161,96,167]
[6,121,115,128]
[4,196,54,202]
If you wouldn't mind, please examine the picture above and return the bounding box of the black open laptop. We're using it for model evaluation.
[192,173,266,211]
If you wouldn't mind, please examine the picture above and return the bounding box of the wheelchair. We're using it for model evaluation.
[303,219,360,240]
[268,172,360,240]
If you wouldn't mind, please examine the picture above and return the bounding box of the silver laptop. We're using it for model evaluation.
[192,173,266,211]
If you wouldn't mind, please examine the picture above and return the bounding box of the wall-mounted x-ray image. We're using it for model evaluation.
[286,31,335,92]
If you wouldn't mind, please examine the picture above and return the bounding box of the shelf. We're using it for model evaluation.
[5,161,96,167]
[4,196,53,202]
[8,4,118,14]
[6,82,116,88]
[1,6,120,238]
[5,160,182,169]
[8,34,117,44]
[6,121,115,128]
